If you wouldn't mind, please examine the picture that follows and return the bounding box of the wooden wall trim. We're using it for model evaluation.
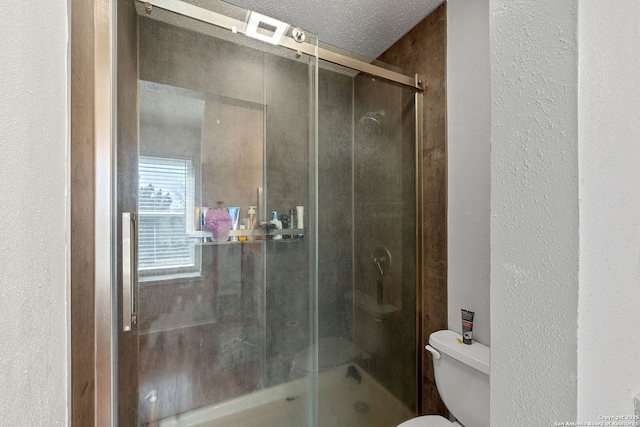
[70,0,96,424]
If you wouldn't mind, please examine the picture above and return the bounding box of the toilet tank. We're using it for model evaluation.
[429,330,490,427]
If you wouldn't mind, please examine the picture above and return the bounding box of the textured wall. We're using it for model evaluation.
[577,0,640,420]
[0,2,69,425]
[490,0,579,424]
[446,0,491,345]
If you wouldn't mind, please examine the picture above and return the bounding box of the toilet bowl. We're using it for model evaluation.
[289,336,365,378]
[396,330,490,427]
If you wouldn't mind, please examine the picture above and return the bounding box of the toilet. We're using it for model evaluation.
[398,330,490,427]
[289,336,366,379]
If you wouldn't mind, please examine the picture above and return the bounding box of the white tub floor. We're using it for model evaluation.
[158,364,414,427]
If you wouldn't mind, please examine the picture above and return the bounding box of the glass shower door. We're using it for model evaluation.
[115,0,318,425]
[316,61,418,426]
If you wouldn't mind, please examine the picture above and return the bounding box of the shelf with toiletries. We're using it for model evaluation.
[189,228,305,245]
[193,203,305,245]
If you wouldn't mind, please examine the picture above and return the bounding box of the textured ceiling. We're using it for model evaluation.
[224,0,444,59]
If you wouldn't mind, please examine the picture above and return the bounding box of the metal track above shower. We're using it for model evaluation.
[136,0,423,90]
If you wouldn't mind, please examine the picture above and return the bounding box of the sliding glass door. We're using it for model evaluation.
[115,0,318,424]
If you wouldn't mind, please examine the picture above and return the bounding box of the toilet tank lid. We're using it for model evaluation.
[429,330,490,375]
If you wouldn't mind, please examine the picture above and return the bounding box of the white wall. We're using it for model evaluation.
[0,2,69,425]
[490,0,580,424]
[444,0,640,422]
[578,0,640,420]
[446,0,491,345]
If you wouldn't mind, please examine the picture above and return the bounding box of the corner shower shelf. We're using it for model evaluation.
[190,229,305,245]
[343,290,399,320]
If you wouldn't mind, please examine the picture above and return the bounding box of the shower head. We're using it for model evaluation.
[358,111,385,136]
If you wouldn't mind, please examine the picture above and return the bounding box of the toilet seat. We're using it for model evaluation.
[397,415,460,426]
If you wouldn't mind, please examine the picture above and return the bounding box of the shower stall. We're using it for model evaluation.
[97,0,423,425]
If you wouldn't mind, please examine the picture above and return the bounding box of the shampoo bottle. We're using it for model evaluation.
[246,206,257,241]
[296,205,304,238]
[269,211,282,239]
[289,208,296,229]
[247,206,257,229]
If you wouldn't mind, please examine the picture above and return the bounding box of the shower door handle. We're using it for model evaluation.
[122,212,137,332]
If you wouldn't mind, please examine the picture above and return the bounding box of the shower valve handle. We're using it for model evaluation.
[374,259,385,275]
[371,247,391,277]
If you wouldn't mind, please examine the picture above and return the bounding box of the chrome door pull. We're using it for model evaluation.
[122,212,136,332]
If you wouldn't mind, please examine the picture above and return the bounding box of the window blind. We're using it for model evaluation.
[138,156,195,272]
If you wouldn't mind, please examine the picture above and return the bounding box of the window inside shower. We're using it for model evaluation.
[138,155,199,278]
